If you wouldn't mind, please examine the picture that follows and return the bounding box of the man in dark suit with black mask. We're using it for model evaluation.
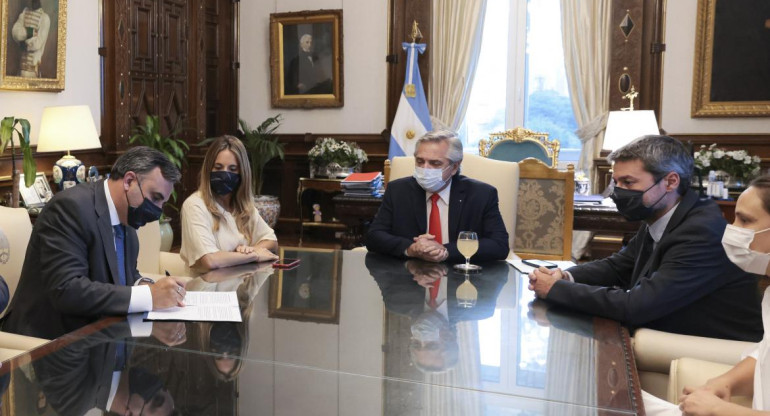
[528,135,763,341]
[366,130,509,264]
[4,147,189,339]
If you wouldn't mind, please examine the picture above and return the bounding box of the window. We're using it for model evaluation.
[459,0,581,165]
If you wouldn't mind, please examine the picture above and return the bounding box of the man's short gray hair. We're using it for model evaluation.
[110,146,181,183]
[607,135,693,194]
[414,129,464,164]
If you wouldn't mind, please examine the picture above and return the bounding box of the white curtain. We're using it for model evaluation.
[430,0,488,130]
[560,0,612,178]
[561,0,611,259]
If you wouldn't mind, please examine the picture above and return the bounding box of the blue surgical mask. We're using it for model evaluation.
[126,176,163,229]
[413,165,452,193]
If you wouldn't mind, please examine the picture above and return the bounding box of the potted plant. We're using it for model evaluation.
[1,117,36,208]
[238,115,284,228]
[694,144,761,188]
[307,137,368,178]
[130,115,190,251]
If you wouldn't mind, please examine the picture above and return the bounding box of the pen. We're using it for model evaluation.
[165,270,171,277]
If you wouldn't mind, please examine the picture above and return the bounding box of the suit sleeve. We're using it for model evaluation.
[38,197,132,316]
[547,221,733,326]
[445,187,510,262]
[565,226,645,288]
[365,186,414,258]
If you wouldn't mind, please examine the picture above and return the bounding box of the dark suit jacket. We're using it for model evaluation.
[365,253,508,323]
[33,321,133,415]
[365,175,509,263]
[548,190,763,341]
[3,180,141,339]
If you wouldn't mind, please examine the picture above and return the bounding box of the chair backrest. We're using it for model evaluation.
[137,220,161,275]
[0,207,34,315]
[514,158,574,260]
[387,154,519,250]
[479,126,560,168]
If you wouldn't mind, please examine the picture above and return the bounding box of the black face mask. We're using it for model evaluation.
[128,367,164,402]
[126,176,163,229]
[610,176,667,222]
[210,171,241,196]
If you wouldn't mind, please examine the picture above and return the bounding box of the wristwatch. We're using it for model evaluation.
[135,277,155,286]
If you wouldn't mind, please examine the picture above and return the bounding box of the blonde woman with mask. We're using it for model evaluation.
[646,175,770,415]
[181,135,278,271]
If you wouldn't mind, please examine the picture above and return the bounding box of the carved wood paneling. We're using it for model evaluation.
[386,0,431,128]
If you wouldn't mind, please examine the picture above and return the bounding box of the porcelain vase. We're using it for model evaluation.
[255,195,281,228]
[159,217,173,252]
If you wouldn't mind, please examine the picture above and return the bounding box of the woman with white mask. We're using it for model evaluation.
[674,174,770,415]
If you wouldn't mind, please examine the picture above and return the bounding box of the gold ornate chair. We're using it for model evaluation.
[479,127,560,168]
[514,158,574,260]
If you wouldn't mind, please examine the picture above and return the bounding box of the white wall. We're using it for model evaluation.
[0,2,100,145]
[661,0,770,134]
[239,0,388,134]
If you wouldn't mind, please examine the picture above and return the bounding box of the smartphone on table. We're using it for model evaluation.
[272,258,301,269]
[522,259,558,269]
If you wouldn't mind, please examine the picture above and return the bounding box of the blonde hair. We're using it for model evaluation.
[199,135,256,240]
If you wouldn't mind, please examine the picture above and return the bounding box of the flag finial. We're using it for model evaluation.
[410,20,423,43]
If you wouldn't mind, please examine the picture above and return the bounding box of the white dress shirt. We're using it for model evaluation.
[103,180,153,313]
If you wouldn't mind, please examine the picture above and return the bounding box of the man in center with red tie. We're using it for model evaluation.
[366,130,509,263]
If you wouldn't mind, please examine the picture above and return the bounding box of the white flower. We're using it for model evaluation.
[754,155,762,163]
[713,150,724,159]
[745,158,753,165]
[732,150,747,160]
[702,159,711,167]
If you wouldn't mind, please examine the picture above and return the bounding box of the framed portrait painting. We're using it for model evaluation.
[691,0,770,117]
[0,0,66,91]
[269,9,343,108]
[268,247,342,324]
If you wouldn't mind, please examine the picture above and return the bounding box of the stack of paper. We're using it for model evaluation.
[341,172,384,198]
[146,291,242,322]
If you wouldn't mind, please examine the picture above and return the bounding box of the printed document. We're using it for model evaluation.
[146,291,242,322]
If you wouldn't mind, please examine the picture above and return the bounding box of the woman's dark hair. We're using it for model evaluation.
[749,175,770,214]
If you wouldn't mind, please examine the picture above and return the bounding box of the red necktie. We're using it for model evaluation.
[429,279,440,308]
[429,193,442,244]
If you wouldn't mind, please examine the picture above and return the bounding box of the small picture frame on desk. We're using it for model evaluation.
[268,247,342,324]
[18,172,52,210]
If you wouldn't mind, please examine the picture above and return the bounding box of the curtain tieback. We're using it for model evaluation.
[575,112,608,144]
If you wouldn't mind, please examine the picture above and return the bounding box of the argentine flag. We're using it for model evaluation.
[389,42,432,160]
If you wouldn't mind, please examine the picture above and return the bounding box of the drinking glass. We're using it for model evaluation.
[455,231,481,271]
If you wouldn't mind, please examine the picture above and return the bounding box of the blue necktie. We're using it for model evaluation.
[113,225,127,286]
[113,224,127,371]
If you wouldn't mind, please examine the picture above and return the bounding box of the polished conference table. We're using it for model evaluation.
[0,249,644,415]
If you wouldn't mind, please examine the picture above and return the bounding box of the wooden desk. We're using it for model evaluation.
[0,249,645,415]
[573,204,641,260]
[332,195,382,249]
[297,177,346,243]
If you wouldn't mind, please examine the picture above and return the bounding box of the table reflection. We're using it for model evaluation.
[0,249,642,415]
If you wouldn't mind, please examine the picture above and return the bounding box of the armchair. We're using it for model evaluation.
[513,158,574,260]
[479,126,560,167]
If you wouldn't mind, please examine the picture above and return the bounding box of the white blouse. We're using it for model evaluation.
[180,191,277,268]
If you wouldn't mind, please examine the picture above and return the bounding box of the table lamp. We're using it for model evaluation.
[602,110,659,152]
[36,105,102,190]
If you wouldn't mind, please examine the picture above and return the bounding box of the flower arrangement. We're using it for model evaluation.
[308,137,368,167]
[694,144,761,182]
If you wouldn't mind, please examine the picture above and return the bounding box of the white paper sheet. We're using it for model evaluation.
[506,259,577,275]
[146,291,242,322]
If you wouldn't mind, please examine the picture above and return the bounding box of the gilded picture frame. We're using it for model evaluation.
[0,0,66,91]
[268,247,342,324]
[691,0,770,117]
[269,9,343,108]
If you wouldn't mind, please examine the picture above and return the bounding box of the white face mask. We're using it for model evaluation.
[413,165,453,193]
[722,224,770,275]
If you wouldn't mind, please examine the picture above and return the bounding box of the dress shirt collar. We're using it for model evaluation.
[104,179,120,227]
[648,202,680,243]
[425,179,452,205]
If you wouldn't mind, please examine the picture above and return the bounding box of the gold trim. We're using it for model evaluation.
[691,0,770,117]
[269,10,343,108]
[478,126,560,168]
[0,0,67,91]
